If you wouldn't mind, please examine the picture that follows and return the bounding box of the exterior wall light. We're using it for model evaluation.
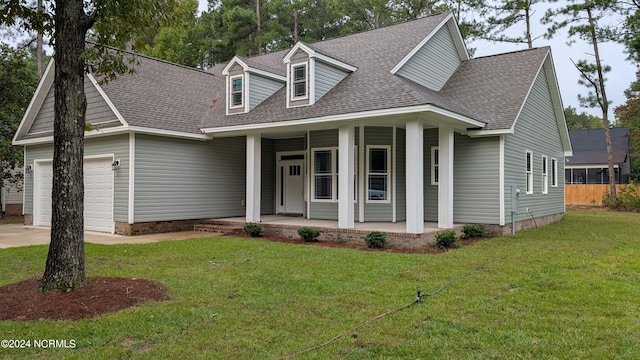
[111,159,121,171]
[25,165,33,174]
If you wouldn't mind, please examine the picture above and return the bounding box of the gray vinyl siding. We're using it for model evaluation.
[262,139,275,215]
[309,129,338,219]
[396,25,461,91]
[453,134,500,224]
[134,135,245,222]
[249,74,283,110]
[504,66,565,224]
[395,128,406,221]
[364,127,393,221]
[315,60,349,102]
[275,137,305,153]
[27,76,120,136]
[23,135,129,222]
[423,129,439,221]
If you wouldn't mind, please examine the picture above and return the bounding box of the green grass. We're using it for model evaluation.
[0,216,23,225]
[1,210,640,359]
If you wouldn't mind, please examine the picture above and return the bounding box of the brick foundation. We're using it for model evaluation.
[115,219,204,236]
[4,204,23,216]
[487,212,565,236]
[24,214,33,225]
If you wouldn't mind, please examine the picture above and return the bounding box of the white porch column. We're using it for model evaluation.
[338,125,355,229]
[246,133,261,223]
[438,126,454,228]
[405,119,424,234]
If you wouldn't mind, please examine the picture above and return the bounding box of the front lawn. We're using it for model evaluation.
[1,210,639,359]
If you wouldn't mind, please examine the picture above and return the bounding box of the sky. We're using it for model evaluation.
[196,1,636,121]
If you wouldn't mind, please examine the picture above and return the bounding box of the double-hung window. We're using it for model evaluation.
[230,75,243,108]
[551,158,558,187]
[292,63,308,99]
[526,150,533,194]
[367,146,390,202]
[542,155,548,194]
[431,147,439,185]
[313,149,334,200]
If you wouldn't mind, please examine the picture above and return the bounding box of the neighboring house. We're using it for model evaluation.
[1,169,23,216]
[12,12,571,236]
[565,127,632,184]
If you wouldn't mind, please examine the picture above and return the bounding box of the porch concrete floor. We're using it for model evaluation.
[214,215,447,234]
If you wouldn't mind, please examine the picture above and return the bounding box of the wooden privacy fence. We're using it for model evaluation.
[565,184,640,205]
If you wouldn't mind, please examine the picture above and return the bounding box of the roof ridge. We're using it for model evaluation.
[470,46,550,60]
[85,41,216,77]
[238,11,451,62]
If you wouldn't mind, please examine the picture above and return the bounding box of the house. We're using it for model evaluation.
[565,127,632,184]
[12,12,571,238]
[1,171,23,216]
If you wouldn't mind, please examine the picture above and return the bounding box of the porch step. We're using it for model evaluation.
[194,223,243,235]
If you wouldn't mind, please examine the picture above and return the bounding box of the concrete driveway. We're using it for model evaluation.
[0,224,218,249]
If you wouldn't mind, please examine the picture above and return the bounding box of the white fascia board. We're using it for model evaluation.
[247,67,286,82]
[86,73,129,126]
[446,16,471,61]
[202,104,485,134]
[222,56,248,75]
[544,52,572,155]
[467,128,514,137]
[283,42,314,63]
[313,52,357,72]
[12,59,55,145]
[13,125,210,146]
[390,13,454,75]
[283,42,356,72]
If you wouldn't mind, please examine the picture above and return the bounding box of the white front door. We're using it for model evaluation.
[282,160,304,214]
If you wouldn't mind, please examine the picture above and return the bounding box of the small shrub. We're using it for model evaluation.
[461,224,489,239]
[364,231,388,248]
[298,227,320,242]
[434,230,460,249]
[242,223,262,237]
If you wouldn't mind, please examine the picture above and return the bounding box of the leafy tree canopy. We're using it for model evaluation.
[615,71,640,180]
[564,106,603,130]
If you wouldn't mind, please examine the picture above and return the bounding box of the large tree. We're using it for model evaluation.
[1,0,174,292]
[482,0,543,48]
[0,44,39,217]
[615,71,640,181]
[543,0,620,202]
[564,105,603,129]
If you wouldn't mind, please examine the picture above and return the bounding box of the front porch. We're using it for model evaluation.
[196,215,466,249]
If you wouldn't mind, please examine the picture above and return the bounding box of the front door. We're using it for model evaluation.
[281,160,304,214]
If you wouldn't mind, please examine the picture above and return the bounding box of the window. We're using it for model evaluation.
[367,146,390,202]
[431,147,439,185]
[230,75,243,108]
[551,158,558,187]
[312,147,357,202]
[542,155,548,194]
[292,63,307,99]
[526,151,533,194]
[313,149,333,200]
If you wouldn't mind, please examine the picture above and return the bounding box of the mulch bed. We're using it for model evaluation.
[0,277,167,322]
[0,234,485,322]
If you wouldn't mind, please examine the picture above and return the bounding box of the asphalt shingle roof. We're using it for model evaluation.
[566,127,630,165]
[92,12,555,135]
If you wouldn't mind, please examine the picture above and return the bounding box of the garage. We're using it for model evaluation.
[34,157,114,233]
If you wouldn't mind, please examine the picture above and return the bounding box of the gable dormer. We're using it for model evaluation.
[391,13,468,91]
[222,56,285,115]
[283,42,356,108]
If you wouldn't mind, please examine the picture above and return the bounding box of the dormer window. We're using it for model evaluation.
[230,75,243,108]
[292,63,308,100]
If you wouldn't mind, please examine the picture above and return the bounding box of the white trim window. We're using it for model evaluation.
[367,145,391,203]
[551,158,558,187]
[542,155,548,194]
[431,146,439,185]
[526,150,533,194]
[312,147,336,201]
[291,63,308,100]
[230,75,243,108]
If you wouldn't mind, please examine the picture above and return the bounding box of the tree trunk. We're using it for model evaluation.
[36,0,43,77]
[39,0,91,292]
[587,7,616,203]
[256,0,262,55]
[525,4,532,49]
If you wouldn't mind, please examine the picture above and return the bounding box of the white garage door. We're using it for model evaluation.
[34,158,114,233]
